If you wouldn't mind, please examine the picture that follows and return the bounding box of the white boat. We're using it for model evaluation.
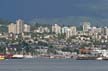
[49,56,54,59]
[12,54,24,59]
[24,55,33,58]
[96,57,103,60]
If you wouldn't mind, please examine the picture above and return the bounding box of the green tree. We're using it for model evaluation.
[47,45,57,54]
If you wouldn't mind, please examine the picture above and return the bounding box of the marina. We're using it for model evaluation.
[1,53,108,60]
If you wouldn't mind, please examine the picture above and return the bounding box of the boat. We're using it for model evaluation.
[76,56,97,60]
[96,57,103,60]
[24,55,33,58]
[12,54,24,59]
[49,56,54,59]
[76,54,97,60]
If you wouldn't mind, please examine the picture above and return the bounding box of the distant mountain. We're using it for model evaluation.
[29,16,108,27]
[0,19,11,26]
[0,19,11,32]
[0,16,108,33]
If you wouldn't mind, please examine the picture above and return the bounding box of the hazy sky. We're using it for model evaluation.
[0,0,108,21]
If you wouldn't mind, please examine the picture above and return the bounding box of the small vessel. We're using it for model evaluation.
[96,57,103,60]
[12,54,24,59]
[76,56,96,60]
[24,55,33,58]
[76,54,97,60]
[49,56,54,59]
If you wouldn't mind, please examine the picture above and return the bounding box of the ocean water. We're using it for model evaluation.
[0,58,108,71]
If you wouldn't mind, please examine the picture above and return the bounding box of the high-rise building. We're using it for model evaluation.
[70,26,77,36]
[8,19,31,34]
[61,27,69,34]
[8,23,16,34]
[66,26,77,39]
[39,26,45,33]
[52,24,61,34]
[66,29,72,39]
[16,19,24,34]
[44,27,50,33]
[24,24,30,32]
[83,22,91,32]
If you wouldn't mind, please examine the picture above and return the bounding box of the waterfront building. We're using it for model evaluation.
[8,23,16,34]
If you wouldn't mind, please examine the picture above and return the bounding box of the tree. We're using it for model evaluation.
[57,33,66,39]
[47,45,57,54]
[61,47,73,52]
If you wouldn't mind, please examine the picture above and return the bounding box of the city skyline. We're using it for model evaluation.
[1,1,108,71]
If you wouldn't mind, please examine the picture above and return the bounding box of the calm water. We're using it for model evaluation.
[0,58,108,71]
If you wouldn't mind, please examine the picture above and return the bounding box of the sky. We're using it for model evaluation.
[0,0,108,21]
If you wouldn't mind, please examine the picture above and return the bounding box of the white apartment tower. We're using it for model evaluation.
[8,19,31,34]
[24,24,30,32]
[66,26,77,38]
[70,26,77,35]
[16,19,24,34]
[66,29,72,39]
[8,23,16,34]
[61,27,69,34]
[52,24,61,34]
